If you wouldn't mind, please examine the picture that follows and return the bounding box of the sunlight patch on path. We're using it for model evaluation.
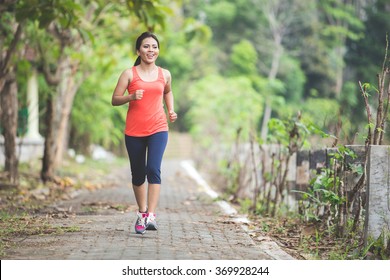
[180,160,247,219]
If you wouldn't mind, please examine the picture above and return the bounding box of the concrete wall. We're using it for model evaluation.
[0,136,44,165]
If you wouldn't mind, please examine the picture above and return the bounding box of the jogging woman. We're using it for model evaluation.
[111,32,177,234]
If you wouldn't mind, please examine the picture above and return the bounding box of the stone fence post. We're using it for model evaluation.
[364,145,390,246]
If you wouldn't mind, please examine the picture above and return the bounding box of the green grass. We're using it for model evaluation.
[0,211,81,257]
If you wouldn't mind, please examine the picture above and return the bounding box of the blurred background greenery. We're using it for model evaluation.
[1,0,389,177]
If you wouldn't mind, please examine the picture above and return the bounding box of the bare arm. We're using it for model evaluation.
[163,69,177,123]
[111,69,136,106]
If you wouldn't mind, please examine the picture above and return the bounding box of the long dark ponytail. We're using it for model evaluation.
[133,31,160,66]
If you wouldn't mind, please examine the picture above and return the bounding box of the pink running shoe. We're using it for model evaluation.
[146,213,158,230]
[135,211,147,234]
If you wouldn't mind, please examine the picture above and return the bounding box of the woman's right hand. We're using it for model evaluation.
[133,89,144,100]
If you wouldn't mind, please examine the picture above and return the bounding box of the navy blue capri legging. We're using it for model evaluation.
[125,131,168,186]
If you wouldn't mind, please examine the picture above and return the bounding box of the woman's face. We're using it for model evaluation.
[137,37,159,64]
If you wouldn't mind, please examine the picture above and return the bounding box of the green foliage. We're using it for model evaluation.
[297,170,341,222]
[267,118,293,146]
[237,197,253,214]
[203,1,237,28]
[362,234,390,260]
[182,17,213,43]
[297,146,356,223]
[267,116,323,149]
[15,0,82,28]
[124,0,173,30]
[340,81,359,108]
[277,55,306,103]
[301,98,340,126]
[228,39,258,76]
[319,0,364,46]
[163,45,194,79]
[0,12,17,46]
[346,0,390,96]
[186,74,263,148]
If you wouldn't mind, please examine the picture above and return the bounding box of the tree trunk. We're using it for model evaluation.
[0,72,19,184]
[54,59,81,166]
[41,95,56,182]
[260,37,283,141]
[260,101,272,141]
[334,43,346,98]
[41,56,84,181]
[0,22,22,185]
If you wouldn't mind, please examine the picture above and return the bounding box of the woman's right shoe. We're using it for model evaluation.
[135,211,147,234]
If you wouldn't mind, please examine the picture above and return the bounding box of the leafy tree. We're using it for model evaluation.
[0,0,80,184]
[251,0,316,140]
[317,0,365,97]
[186,75,263,150]
[346,0,390,86]
[227,39,258,76]
[342,0,390,142]
[276,55,306,104]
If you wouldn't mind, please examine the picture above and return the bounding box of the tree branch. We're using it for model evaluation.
[36,24,66,86]
[37,40,61,86]
[0,23,22,76]
[359,81,372,145]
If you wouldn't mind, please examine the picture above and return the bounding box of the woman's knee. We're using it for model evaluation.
[132,176,146,186]
[146,166,161,184]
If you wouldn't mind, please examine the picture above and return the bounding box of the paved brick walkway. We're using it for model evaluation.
[4,159,294,260]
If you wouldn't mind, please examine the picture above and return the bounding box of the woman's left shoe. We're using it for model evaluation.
[146,213,158,230]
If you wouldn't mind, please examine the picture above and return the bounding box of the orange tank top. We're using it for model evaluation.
[125,66,168,136]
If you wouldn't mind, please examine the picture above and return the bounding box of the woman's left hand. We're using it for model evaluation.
[169,110,177,123]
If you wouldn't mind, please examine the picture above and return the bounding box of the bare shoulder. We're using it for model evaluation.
[121,68,133,81]
[161,67,171,83]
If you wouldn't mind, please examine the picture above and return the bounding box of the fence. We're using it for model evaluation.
[228,143,390,245]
